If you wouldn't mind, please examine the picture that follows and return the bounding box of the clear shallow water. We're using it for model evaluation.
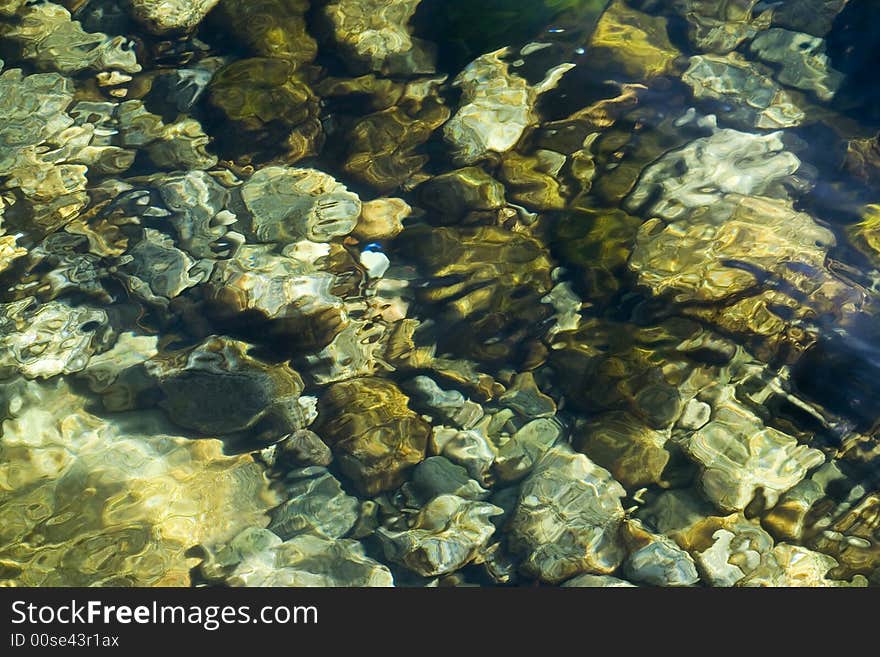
[0,0,879,587]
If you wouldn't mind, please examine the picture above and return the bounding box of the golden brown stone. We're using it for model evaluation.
[215,0,316,64]
[575,411,672,489]
[585,0,681,81]
[400,224,554,363]
[316,377,430,495]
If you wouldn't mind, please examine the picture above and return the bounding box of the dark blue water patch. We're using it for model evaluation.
[827,0,880,125]
[792,316,880,432]
[786,123,875,224]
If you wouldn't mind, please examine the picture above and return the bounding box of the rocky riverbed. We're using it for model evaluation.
[0,0,879,587]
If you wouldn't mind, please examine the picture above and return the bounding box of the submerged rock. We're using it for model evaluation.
[150,170,235,259]
[771,0,849,37]
[551,314,830,507]
[498,372,557,419]
[0,0,874,592]
[499,150,568,212]
[322,0,434,75]
[115,227,206,306]
[400,224,553,362]
[584,105,702,206]
[626,162,861,356]
[238,166,361,244]
[205,243,348,351]
[216,0,316,64]
[343,77,450,191]
[0,232,25,274]
[761,473,829,543]
[550,316,709,429]
[801,489,880,580]
[376,494,502,576]
[409,457,489,502]
[682,54,805,129]
[537,81,642,156]
[621,127,857,356]
[507,445,626,583]
[673,513,777,586]
[430,426,496,486]
[143,336,311,443]
[683,385,825,511]
[117,101,217,170]
[553,207,644,304]
[125,0,219,34]
[0,0,26,17]
[585,0,680,81]
[269,467,359,540]
[671,0,772,53]
[739,544,866,587]
[443,48,574,165]
[0,67,89,233]
[222,532,393,586]
[316,377,430,495]
[492,417,563,483]
[749,28,843,101]
[672,511,868,587]
[0,299,114,380]
[11,231,116,304]
[354,198,411,241]
[848,204,880,265]
[76,331,159,398]
[207,57,322,163]
[417,167,506,221]
[117,100,217,170]
[575,411,673,490]
[562,574,636,587]
[277,429,333,468]
[147,61,223,114]
[845,137,880,189]
[636,489,718,537]
[300,319,396,385]
[404,375,485,428]
[622,519,700,586]
[0,379,277,586]
[0,3,140,76]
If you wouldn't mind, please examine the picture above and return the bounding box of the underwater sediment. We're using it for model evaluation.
[0,0,879,587]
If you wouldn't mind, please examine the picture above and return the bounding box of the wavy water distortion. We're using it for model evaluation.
[0,0,879,588]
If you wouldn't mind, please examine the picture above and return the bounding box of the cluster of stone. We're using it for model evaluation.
[0,0,877,589]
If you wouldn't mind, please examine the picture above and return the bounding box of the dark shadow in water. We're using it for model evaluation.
[793,312,880,433]
[827,0,880,125]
